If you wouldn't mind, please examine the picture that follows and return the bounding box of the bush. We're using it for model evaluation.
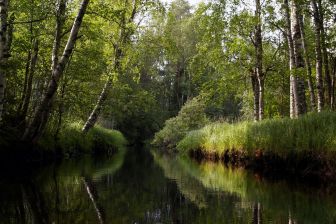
[152,96,209,149]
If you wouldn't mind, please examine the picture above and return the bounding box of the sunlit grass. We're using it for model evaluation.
[178,112,336,156]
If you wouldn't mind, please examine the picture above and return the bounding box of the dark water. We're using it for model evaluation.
[1,148,336,224]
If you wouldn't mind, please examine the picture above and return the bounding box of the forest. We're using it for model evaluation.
[0,0,335,168]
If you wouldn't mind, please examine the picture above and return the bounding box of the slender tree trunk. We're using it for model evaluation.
[251,69,260,121]
[317,0,331,107]
[291,0,307,115]
[284,0,297,118]
[255,0,264,120]
[82,1,138,133]
[18,50,32,113]
[82,77,113,133]
[299,15,316,110]
[331,57,336,108]
[52,0,67,72]
[0,0,9,122]
[54,50,73,140]
[82,46,122,133]
[20,39,39,120]
[22,0,89,142]
[290,77,297,117]
[311,0,324,112]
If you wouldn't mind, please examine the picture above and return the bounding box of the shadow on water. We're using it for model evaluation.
[1,147,336,223]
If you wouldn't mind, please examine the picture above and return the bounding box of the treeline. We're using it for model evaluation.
[137,0,336,122]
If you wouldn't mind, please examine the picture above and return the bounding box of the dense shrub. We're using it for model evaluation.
[152,97,209,149]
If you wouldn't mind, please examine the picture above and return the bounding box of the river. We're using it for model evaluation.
[0,147,335,223]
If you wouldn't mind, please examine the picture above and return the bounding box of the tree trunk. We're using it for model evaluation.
[20,39,39,120]
[311,0,324,112]
[251,69,260,122]
[299,15,316,110]
[291,0,307,115]
[317,0,331,107]
[54,50,73,140]
[284,0,297,118]
[17,50,32,113]
[52,0,67,72]
[331,56,336,108]
[290,76,297,117]
[255,0,264,120]
[22,0,89,142]
[0,0,9,122]
[82,77,112,133]
[82,0,138,133]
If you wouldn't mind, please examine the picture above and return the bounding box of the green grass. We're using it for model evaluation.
[39,121,127,155]
[177,112,336,157]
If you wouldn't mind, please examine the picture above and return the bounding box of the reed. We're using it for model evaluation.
[177,112,336,157]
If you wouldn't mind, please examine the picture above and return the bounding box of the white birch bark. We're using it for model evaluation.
[22,0,89,142]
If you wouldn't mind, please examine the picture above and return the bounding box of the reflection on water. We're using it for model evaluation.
[0,148,336,223]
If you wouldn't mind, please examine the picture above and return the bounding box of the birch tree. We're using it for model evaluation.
[299,15,316,110]
[311,0,324,112]
[254,0,264,120]
[291,0,307,116]
[82,0,138,133]
[22,0,89,142]
[283,0,297,118]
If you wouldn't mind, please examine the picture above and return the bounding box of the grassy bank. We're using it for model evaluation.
[40,122,127,155]
[0,121,127,162]
[178,112,336,155]
[169,112,336,179]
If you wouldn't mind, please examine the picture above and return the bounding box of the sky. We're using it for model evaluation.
[161,0,206,6]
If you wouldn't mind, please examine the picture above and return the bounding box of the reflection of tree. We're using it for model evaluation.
[83,177,105,224]
[152,151,208,209]
[152,150,336,223]
[252,202,262,224]
[0,150,126,224]
[0,180,50,224]
[22,181,50,224]
[2,149,336,223]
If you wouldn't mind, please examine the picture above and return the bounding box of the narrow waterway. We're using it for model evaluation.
[0,147,336,224]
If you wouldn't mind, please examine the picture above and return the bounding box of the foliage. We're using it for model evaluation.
[178,112,336,156]
[152,96,209,149]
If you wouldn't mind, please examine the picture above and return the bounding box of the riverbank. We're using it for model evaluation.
[159,112,336,180]
[0,122,127,165]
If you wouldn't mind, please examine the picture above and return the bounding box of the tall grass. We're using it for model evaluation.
[39,121,127,155]
[177,112,336,156]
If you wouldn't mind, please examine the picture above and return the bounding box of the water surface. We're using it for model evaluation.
[0,148,335,223]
